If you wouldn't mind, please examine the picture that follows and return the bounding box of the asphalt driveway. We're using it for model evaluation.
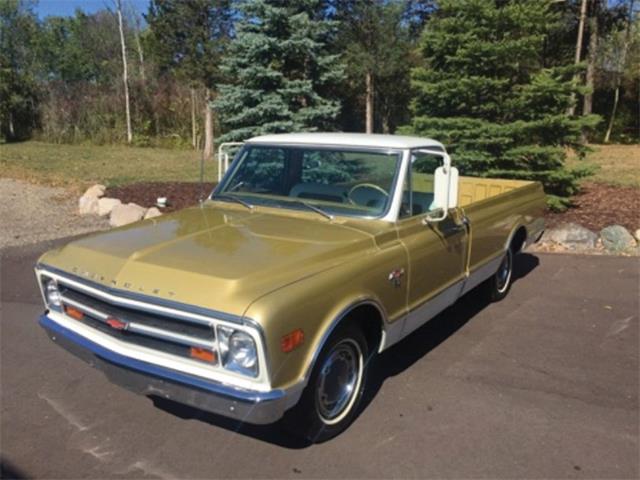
[1,238,638,479]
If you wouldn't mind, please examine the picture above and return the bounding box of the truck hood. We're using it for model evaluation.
[39,204,377,317]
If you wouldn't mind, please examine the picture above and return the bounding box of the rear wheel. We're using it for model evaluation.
[282,324,370,442]
[486,247,514,302]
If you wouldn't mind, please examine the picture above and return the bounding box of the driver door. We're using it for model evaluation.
[397,151,468,336]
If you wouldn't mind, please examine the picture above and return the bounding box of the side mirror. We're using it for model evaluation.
[427,165,459,222]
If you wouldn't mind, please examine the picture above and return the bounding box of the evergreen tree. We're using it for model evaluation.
[214,0,345,142]
[400,0,600,209]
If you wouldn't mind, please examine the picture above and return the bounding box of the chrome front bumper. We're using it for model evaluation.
[39,314,293,425]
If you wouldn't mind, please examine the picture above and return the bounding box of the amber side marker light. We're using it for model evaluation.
[281,329,304,353]
[190,347,217,363]
[64,305,84,321]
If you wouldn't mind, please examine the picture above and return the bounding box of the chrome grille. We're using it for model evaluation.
[58,285,217,363]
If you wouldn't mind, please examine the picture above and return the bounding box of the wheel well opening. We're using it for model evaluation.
[343,304,384,354]
[511,226,527,253]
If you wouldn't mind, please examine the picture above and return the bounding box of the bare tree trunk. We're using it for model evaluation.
[605,0,635,142]
[116,0,132,143]
[133,15,146,84]
[191,88,198,149]
[583,4,599,116]
[8,112,14,138]
[203,88,214,161]
[568,0,589,116]
[365,71,374,134]
[604,87,619,143]
[382,104,390,134]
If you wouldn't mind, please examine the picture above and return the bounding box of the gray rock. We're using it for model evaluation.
[634,229,640,242]
[97,197,122,217]
[83,184,106,199]
[78,195,99,215]
[627,245,640,256]
[144,207,162,219]
[543,223,598,251]
[600,225,637,253]
[109,203,147,227]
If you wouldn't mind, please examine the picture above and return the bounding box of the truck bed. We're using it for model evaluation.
[459,176,546,272]
[458,176,535,207]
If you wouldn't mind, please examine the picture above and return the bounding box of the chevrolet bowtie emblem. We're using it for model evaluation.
[106,317,128,330]
[388,268,405,288]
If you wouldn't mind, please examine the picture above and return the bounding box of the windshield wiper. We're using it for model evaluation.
[292,200,334,221]
[213,194,254,211]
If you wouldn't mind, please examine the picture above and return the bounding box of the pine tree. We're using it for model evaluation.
[400,0,600,209]
[214,0,345,142]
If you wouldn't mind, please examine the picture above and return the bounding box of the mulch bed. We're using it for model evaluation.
[105,182,216,213]
[106,181,640,233]
[545,182,639,233]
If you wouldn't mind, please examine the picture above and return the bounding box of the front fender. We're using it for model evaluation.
[244,241,408,390]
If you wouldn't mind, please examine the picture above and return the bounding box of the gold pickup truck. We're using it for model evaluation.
[36,133,545,441]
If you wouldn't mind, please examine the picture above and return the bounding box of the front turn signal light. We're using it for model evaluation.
[190,347,217,363]
[64,305,84,321]
[281,329,304,353]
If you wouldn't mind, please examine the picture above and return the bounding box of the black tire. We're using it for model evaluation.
[282,324,370,443]
[485,247,514,302]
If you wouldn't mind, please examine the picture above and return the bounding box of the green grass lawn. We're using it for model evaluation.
[569,144,640,188]
[1,141,218,192]
[2,140,637,192]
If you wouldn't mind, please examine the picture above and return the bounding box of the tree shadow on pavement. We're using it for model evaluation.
[150,253,539,449]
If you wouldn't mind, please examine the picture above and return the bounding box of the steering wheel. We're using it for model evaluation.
[347,183,390,207]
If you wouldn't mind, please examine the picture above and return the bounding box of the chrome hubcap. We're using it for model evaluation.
[496,250,512,292]
[315,339,362,424]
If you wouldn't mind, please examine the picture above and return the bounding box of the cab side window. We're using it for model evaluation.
[399,152,442,219]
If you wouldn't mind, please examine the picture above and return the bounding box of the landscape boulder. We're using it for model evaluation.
[109,203,147,227]
[97,197,122,217]
[634,229,640,242]
[542,223,598,251]
[144,207,162,219]
[78,195,99,215]
[82,184,106,199]
[600,225,637,253]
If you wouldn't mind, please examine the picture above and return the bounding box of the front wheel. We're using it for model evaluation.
[282,324,370,442]
[485,248,514,302]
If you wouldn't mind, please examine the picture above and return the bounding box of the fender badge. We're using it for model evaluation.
[388,268,405,288]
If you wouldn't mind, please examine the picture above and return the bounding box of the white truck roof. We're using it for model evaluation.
[246,132,445,150]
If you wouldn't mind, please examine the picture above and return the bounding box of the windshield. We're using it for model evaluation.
[213,145,401,218]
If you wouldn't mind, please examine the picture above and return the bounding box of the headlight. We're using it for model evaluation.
[217,326,258,377]
[45,279,62,309]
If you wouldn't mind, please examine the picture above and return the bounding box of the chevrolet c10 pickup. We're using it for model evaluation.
[36,133,545,441]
